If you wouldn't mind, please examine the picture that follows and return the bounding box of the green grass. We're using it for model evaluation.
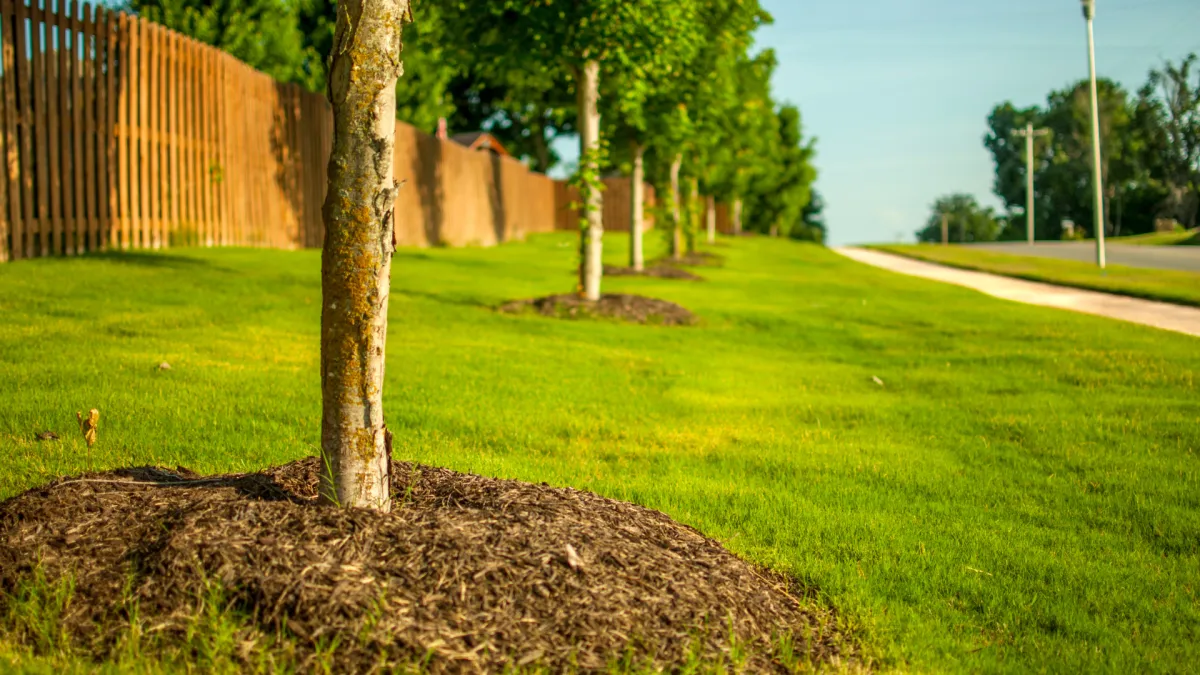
[1,233,1198,673]
[871,243,1200,307]
[1111,229,1200,246]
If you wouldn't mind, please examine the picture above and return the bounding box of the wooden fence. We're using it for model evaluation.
[0,0,674,263]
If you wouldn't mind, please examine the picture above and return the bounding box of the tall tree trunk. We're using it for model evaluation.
[686,177,699,254]
[705,195,716,244]
[732,197,742,235]
[577,61,602,301]
[669,153,682,260]
[319,0,408,512]
[530,121,551,174]
[629,140,645,271]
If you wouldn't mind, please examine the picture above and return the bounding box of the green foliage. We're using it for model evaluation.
[916,193,1001,243]
[985,53,1200,239]
[742,105,817,237]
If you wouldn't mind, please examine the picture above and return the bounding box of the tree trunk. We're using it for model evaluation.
[705,195,716,244]
[733,197,742,235]
[630,141,645,272]
[669,153,682,260]
[577,61,602,301]
[686,177,699,254]
[319,0,408,512]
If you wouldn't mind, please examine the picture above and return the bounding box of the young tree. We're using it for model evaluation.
[1144,54,1200,228]
[319,0,409,511]
[469,1,699,299]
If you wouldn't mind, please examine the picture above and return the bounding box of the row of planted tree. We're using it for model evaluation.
[130,0,825,301]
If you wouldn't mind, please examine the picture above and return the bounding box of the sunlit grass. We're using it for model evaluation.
[1,232,1197,673]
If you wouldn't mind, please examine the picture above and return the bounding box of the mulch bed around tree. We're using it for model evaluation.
[499,293,697,326]
[0,459,860,672]
[603,264,704,281]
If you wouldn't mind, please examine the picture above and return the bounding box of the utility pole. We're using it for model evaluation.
[1013,123,1049,245]
[1082,0,1106,268]
[941,212,949,245]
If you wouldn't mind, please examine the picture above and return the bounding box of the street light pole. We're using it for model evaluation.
[1082,0,1106,268]
[1013,123,1049,245]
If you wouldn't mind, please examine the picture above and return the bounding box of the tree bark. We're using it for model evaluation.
[577,61,602,301]
[629,140,644,271]
[733,197,743,235]
[687,177,699,254]
[669,153,682,260]
[319,0,408,512]
[705,194,716,244]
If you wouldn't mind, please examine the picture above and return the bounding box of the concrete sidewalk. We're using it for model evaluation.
[836,247,1200,338]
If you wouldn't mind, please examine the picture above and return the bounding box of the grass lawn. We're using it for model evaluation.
[1,233,1198,673]
[871,243,1200,307]
[1111,229,1200,246]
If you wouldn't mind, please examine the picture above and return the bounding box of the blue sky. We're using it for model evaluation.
[756,0,1200,245]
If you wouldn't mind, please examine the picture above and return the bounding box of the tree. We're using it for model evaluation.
[742,105,816,237]
[916,194,1000,243]
[319,0,409,511]
[129,0,320,90]
[791,188,825,243]
[468,1,701,301]
[1144,54,1200,228]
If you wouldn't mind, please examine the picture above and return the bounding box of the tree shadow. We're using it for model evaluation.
[415,131,445,246]
[84,250,222,269]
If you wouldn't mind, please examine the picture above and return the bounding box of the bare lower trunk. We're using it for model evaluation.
[705,195,716,244]
[669,153,682,260]
[686,177,699,254]
[577,61,602,301]
[319,0,408,512]
[733,197,742,235]
[630,141,644,272]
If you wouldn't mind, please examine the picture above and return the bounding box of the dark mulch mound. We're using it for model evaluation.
[660,252,725,268]
[499,293,697,326]
[603,264,704,281]
[0,460,858,672]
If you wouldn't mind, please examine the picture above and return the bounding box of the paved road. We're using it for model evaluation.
[967,241,1200,273]
[836,247,1200,338]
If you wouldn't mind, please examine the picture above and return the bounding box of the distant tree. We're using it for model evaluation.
[790,188,825,243]
[743,105,816,237]
[1143,54,1200,228]
[917,194,1000,243]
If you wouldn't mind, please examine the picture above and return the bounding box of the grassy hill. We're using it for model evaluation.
[1,234,1197,672]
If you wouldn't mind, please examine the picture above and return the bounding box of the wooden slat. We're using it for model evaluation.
[81,1,96,251]
[1,0,21,260]
[70,0,85,254]
[155,21,167,246]
[216,54,228,245]
[47,0,64,255]
[168,30,180,242]
[181,35,193,241]
[134,15,147,248]
[116,12,129,248]
[145,20,159,248]
[100,6,113,249]
[31,0,50,256]
[203,47,214,245]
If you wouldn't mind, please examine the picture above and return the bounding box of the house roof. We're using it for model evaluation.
[450,131,511,157]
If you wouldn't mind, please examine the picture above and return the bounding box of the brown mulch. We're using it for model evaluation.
[603,264,704,281]
[0,459,859,672]
[499,293,697,326]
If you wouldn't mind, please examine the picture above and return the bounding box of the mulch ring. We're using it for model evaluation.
[0,459,862,673]
[499,293,697,326]
[660,252,725,268]
[603,264,704,281]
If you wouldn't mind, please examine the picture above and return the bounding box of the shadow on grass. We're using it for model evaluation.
[83,251,224,270]
[392,288,492,308]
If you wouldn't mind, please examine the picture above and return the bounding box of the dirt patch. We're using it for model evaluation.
[603,264,704,281]
[659,252,725,268]
[499,293,697,326]
[0,460,859,672]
